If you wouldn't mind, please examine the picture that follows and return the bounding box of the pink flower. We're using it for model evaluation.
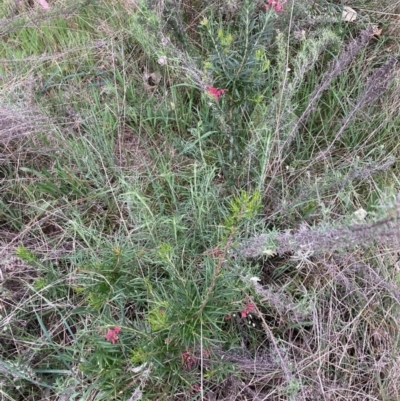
[182,349,197,370]
[264,0,286,12]
[241,303,255,318]
[105,326,121,344]
[206,86,228,101]
[37,0,50,9]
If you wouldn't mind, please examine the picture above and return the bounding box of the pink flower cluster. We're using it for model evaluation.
[182,349,197,370]
[241,303,255,318]
[264,0,286,12]
[105,326,121,344]
[206,86,228,101]
[37,0,50,9]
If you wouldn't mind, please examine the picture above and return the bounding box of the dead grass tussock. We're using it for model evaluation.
[240,249,400,400]
[0,105,51,143]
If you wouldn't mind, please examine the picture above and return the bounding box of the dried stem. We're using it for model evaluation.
[286,26,375,148]
[237,194,400,258]
[315,55,397,162]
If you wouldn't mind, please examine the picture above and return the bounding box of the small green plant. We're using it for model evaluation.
[15,245,37,263]
[224,189,262,231]
[199,1,275,164]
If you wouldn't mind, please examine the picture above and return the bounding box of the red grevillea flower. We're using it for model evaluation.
[264,0,286,12]
[241,303,255,318]
[206,86,228,101]
[182,349,197,370]
[105,326,121,344]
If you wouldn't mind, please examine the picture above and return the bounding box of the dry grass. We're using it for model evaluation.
[1,1,400,400]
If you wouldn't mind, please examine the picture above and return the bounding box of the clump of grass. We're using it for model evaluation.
[1,0,400,400]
